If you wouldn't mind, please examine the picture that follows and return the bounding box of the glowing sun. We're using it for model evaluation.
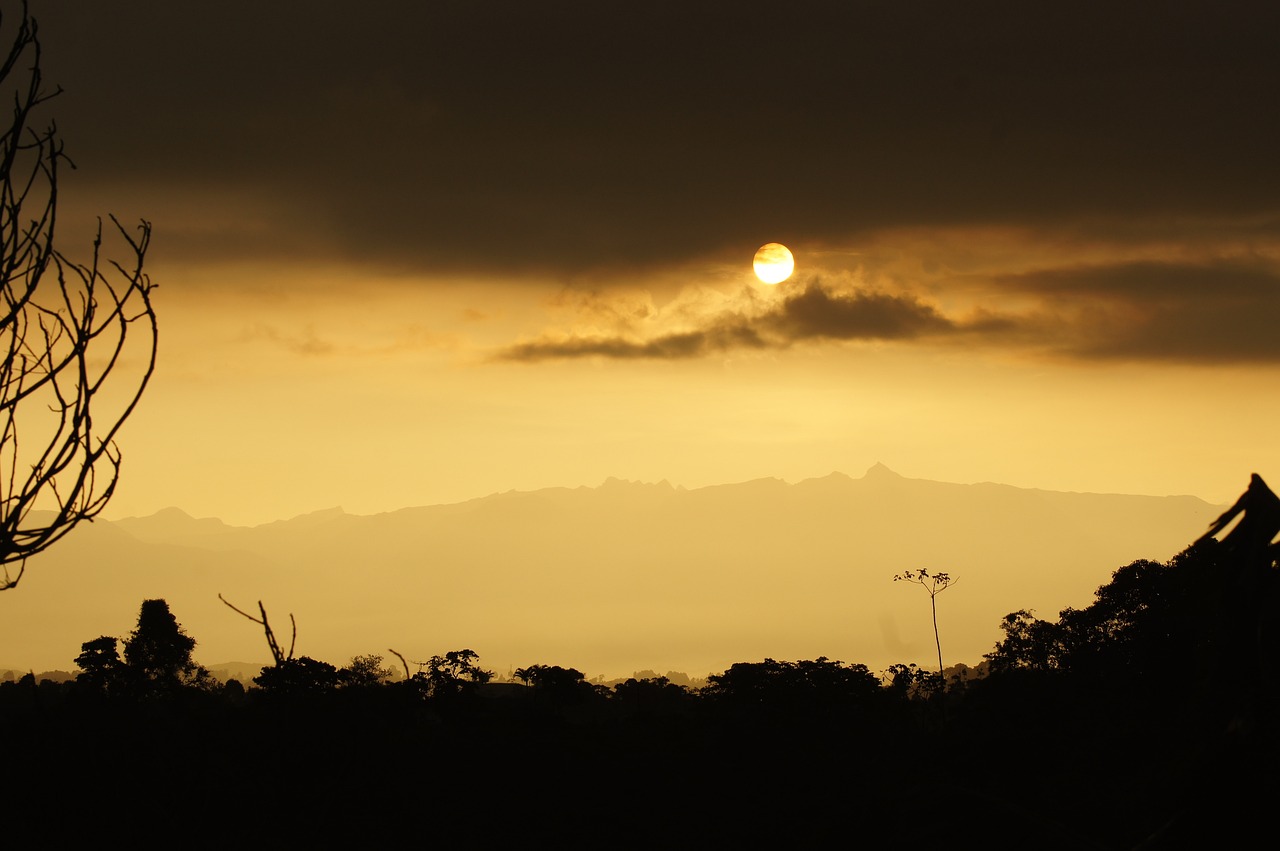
[753,243,794,284]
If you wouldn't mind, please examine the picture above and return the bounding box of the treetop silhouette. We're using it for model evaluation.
[72,598,211,697]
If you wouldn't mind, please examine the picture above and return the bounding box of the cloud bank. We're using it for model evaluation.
[499,251,1280,364]
[25,1,1280,367]
[30,1,1280,278]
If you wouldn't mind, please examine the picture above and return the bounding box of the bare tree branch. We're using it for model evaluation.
[219,594,297,667]
[388,648,411,681]
[0,2,156,589]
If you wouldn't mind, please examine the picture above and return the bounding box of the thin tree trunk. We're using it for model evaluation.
[931,594,943,677]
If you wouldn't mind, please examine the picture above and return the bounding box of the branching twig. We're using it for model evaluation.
[219,594,296,666]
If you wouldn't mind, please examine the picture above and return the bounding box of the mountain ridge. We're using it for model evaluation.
[110,463,1214,533]
[3,465,1229,679]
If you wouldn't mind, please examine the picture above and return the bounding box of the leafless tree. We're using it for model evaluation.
[0,3,157,589]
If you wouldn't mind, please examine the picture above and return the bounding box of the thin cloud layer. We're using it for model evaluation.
[500,324,768,362]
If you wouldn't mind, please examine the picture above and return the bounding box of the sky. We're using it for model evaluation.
[18,0,1280,527]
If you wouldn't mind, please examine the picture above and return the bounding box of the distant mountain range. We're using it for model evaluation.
[0,465,1226,680]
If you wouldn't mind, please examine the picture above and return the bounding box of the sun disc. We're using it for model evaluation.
[753,242,794,284]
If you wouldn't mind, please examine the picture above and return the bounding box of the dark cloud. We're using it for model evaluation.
[25,1,1280,277]
[500,254,1280,363]
[498,322,769,362]
[497,281,970,361]
[1088,303,1280,363]
[999,258,1280,363]
[766,285,954,341]
[997,258,1280,301]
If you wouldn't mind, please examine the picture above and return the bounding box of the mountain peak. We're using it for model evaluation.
[111,506,232,545]
[601,476,632,488]
[150,506,195,521]
[863,462,903,480]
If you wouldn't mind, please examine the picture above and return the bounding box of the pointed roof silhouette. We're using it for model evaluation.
[1197,473,1280,564]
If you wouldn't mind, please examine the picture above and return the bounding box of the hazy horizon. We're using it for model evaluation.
[104,461,1230,526]
[4,465,1229,681]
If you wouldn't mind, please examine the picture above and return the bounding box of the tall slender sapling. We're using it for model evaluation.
[894,568,958,681]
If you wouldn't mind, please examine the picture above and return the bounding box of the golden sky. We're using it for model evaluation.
[25,0,1280,526]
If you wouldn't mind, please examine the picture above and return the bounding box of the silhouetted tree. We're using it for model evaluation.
[0,2,157,590]
[122,599,211,695]
[254,656,339,695]
[1058,559,1188,685]
[985,529,1280,718]
[884,662,943,699]
[411,649,491,703]
[703,657,881,719]
[221,677,246,703]
[611,675,694,717]
[73,635,123,693]
[514,663,584,689]
[985,610,1066,674]
[894,568,957,678]
[338,654,394,688]
[514,664,597,707]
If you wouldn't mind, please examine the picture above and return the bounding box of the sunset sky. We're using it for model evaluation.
[25,1,1280,527]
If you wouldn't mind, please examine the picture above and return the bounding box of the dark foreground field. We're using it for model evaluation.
[6,492,1280,849]
[5,693,1275,849]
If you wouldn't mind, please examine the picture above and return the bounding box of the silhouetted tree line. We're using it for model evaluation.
[26,528,1270,728]
[3,477,1278,848]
